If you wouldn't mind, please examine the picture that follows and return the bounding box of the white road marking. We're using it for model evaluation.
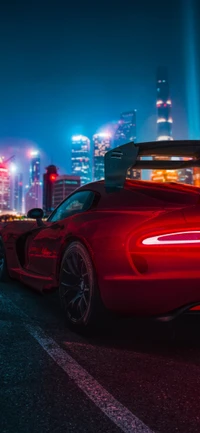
[1,293,155,433]
[26,323,155,433]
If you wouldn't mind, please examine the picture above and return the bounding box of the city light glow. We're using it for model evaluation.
[93,132,112,139]
[157,118,167,123]
[157,136,173,141]
[157,118,173,123]
[10,163,17,173]
[72,135,88,142]
[30,150,39,157]
[50,174,57,181]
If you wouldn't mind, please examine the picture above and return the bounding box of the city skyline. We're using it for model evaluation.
[0,0,199,178]
[0,64,200,213]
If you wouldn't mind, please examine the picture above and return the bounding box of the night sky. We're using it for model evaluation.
[0,0,199,179]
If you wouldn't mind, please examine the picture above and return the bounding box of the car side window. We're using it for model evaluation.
[48,191,95,222]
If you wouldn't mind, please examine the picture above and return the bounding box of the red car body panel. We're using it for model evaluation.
[1,179,200,317]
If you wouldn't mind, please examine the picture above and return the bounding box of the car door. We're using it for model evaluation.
[24,190,95,276]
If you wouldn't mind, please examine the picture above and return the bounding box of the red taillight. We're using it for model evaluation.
[142,231,200,246]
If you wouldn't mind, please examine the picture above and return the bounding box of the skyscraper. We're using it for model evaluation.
[93,132,112,181]
[178,165,193,185]
[14,173,23,213]
[29,151,40,185]
[43,165,59,215]
[25,183,43,213]
[151,68,177,183]
[0,159,10,211]
[156,68,173,142]
[25,150,42,211]
[53,175,81,208]
[113,111,141,180]
[114,111,137,146]
[71,135,91,185]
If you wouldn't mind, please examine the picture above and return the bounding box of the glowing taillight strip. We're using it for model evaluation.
[142,231,200,245]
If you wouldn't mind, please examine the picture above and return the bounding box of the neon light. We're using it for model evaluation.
[157,118,167,123]
[93,132,111,139]
[49,174,57,181]
[157,136,173,141]
[157,118,173,124]
[142,231,200,245]
[72,135,89,142]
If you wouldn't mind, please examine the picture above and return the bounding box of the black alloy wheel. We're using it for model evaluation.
[59,241,104,331]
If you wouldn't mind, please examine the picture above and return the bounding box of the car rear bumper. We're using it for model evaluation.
[98,271,200,316]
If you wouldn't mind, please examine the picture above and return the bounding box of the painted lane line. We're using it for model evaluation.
[25,323,155,433]
[0,294,155,433]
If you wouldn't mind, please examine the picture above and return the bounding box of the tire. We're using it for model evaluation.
[59,241,106,333]
[0,238,9,282]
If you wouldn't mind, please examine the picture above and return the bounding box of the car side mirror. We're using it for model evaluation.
[27,208,45,227]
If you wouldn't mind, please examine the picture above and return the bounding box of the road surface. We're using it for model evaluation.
[1,281,200,433]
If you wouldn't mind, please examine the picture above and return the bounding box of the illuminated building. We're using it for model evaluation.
[151,170,178,183]
[178,165,193,185]
[43,165,59,215]
[71,135,91,185]
[93,132,112,181]
[14,173,23,213]
[25,182,43,213]
[151,68,178,183]
[114,110,141,180]
[53,175,81,208]
[193,168,200,187]
[29,151,40,185]
[156,70,173,143]
[25,150,42,211]
[0,159,10,211]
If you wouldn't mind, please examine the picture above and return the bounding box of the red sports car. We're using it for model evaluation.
[1,140,200,331]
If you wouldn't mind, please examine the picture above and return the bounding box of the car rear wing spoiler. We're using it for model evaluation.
[104,140,200,191]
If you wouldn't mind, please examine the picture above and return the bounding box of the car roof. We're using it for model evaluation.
[77,179,200,207]
[78,179,200,195]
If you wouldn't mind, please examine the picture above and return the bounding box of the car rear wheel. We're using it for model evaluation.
[0,238,9,282]
[59,241,105,332]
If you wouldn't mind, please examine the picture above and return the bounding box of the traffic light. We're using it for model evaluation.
[49,173,57,182]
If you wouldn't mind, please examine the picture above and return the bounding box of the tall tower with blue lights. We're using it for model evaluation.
[151,68,177,183]
[156,68,173,142]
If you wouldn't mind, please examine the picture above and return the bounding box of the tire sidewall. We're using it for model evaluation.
[59,241,99,328]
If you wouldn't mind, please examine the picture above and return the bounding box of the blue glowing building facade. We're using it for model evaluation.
[114,110,141,180]
[71,135,91,185]
[93,133,112,181]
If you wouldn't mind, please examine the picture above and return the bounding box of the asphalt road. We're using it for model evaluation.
[1,281,200,433]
